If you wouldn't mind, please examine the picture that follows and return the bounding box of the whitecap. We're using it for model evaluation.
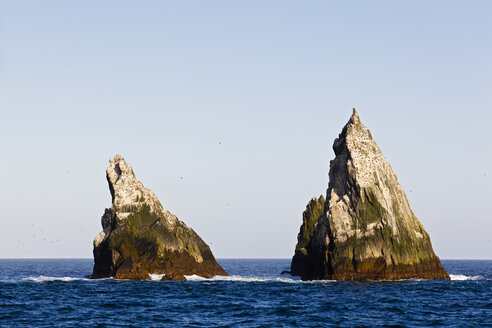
[184,274,334,283]
[22,276,89,282]
[148,273,164,281]
[449,274,484,281]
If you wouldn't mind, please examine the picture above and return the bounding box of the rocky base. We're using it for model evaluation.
[161,274,186,281]
[292,252,449,281]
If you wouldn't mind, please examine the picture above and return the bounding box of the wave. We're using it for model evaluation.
[184,274,335,283]
[17,274,486,283]
[186,274,489,283]
[21,276,116,283]
[185,274,299,283]
[449,274,485,281]
[22,276,90,282]
[149,273,164,281]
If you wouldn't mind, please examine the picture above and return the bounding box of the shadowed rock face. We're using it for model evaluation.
[91,155,227,280]
[291,109,449,281]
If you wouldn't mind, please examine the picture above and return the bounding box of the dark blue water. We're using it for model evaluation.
[0,259,490,327]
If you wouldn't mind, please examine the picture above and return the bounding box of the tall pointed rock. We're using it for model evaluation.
[92,155,228,280]
[291,109,449,281]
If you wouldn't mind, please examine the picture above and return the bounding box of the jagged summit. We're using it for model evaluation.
[104,155,174,225]
[291,110,449,281]
[92,155,227,280]
[349,107,361,125]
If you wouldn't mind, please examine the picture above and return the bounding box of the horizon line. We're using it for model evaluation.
[0,257,491,261]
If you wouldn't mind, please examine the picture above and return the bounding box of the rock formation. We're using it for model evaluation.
[91,155,227,280]
[291,109,449,281]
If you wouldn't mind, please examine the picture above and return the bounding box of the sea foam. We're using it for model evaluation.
[22,276,89,282]
[148,273,164,281]
[185,274,298,283]
[19,274,486,283]
[184,274,335,283]
[449,274,484,281]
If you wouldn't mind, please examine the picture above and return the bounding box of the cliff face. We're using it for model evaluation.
[291,109,449,281]
[91,155,227,280]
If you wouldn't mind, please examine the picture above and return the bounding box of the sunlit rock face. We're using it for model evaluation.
[291,109,449,281]
[91,155,227,280]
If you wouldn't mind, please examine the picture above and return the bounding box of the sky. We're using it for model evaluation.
[0,1,491,259]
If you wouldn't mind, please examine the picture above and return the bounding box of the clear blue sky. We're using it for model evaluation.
[1,1,491,259]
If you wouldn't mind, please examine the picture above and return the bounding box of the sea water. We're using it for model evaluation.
[0,259,490,327]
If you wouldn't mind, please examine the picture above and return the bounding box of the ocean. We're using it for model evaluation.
[0,259,490,327]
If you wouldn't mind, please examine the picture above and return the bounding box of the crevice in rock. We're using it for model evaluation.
[114,163,122,183]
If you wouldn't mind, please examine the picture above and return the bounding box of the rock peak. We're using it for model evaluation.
[348,108,361,125]
[107,155,135,185]
[110,154,125,162]
[106,155,138,204]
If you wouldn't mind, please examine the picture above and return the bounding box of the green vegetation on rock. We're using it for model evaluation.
[295,195,325,251]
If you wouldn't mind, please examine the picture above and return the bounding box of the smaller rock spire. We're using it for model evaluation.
[92,155,228,280]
